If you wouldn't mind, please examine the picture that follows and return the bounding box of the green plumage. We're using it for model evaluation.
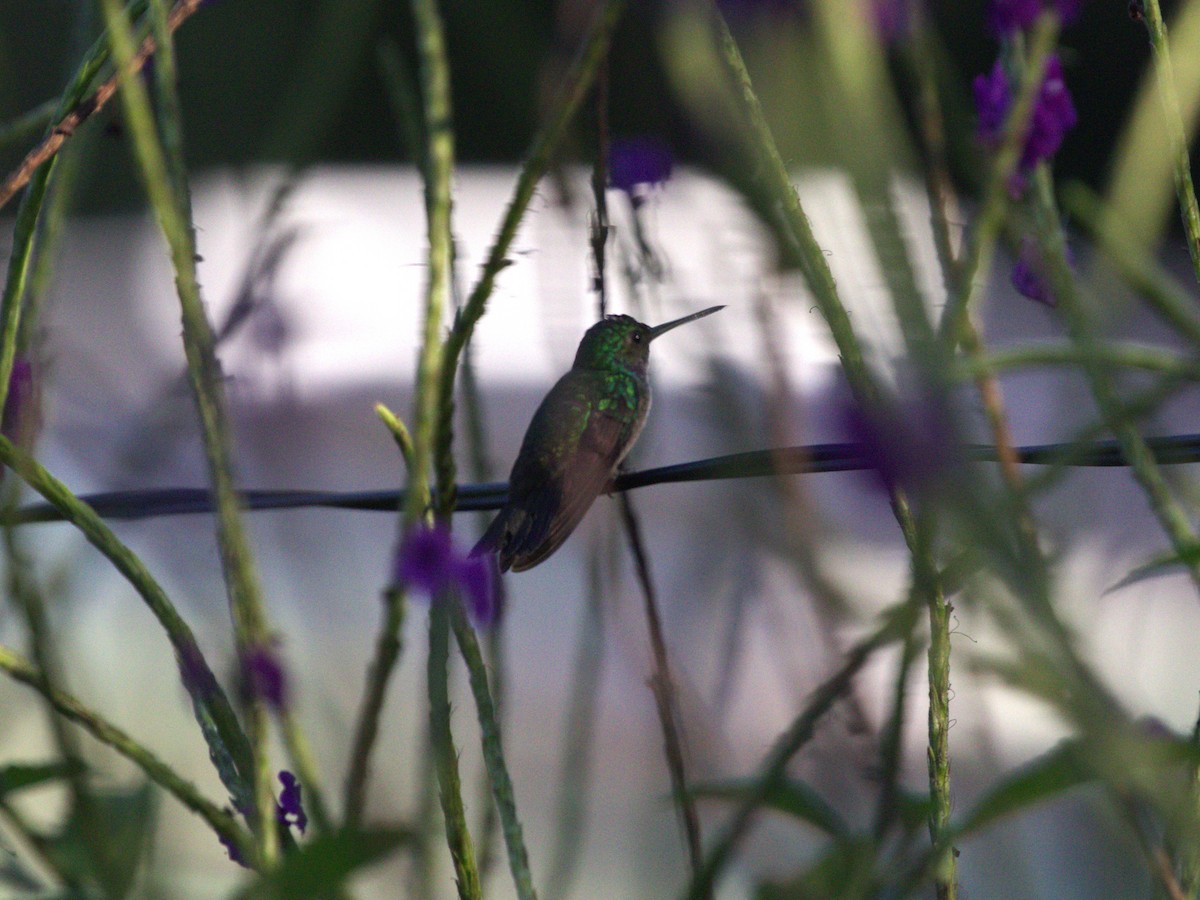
[473,306,722,572]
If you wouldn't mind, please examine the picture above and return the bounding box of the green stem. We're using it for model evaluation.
[1140,0,1200,286]
[544,540,608,898]
[683,604,914,900]
[1062,181,1200,347]
[344,588,408,826]
[1032,179,1200,596]
[2,519,117,892]
[407,0,453,526]
[450,604,537,900]
[922,521,956,899]
[963,343,1200,379]
[0,433,253,813]
[429,603,482,900]
[0,642,256,868]
[434,0,628,502]
[618,494,705,890]
[99,0,276,858]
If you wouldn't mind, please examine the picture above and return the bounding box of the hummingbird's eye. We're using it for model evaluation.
[631,332,643,344]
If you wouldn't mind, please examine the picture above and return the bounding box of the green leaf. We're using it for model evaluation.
[956,741,1092,836]
[690,777,849,837]
[1105,544,1200,594]
[755,837,878,900]
[0,760,85,799]
[43,781,157,900]
[893,787,934,834]
[233,828,411,900]
[0,840,45,892]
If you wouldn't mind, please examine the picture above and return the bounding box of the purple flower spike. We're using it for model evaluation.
[241,642,288,711]
[396,524,502,628]
[457,553,503,628]
[218,824,249,868]
[1056,0,1087,23]
[1021,55,1076,171]
[1012,235,1073,306]
[395,525,457,596]
[177,641,220,702]
[609,138,673,208]
[974,54,1076,195]
[276,770,308,835]
[973,60,1011,148]
[1012,238,1054,305]
[2,356,40,448]
[840,391,961,497]
[717,0,806,23]
[987,0,1042,35]
[871,0,911,44]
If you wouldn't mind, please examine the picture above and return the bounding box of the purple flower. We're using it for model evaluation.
[987,0,1086,34]
[177,640,220,702]
[973,54,1076,194]
[1057,0,1087,23]
[973,59,1012,145]
[1011,235,1073,306]
[987,0,1042,35]
[717,0,806,22]
[1,356,39,448]
[395,524,501,627]
[1022,55,1076,169]
[240,642,288,711]
[275,770,307,835]
[840,390,962,496]
[871,0,911,44]
[609,138,673,208]
[218,812,249,867]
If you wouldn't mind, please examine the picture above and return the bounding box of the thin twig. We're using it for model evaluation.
[618,493,706,893]
[99,0,277,857]
[0,0,207,214]
[0,643,256,867]
[683,603,915,900]
[1140,0,1200,285]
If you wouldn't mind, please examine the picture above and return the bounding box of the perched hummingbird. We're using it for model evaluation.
[473,305,723,572]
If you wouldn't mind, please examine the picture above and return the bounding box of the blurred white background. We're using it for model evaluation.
[2,166,1198,898]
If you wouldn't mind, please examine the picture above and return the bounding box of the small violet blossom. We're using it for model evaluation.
[218,828,248,868]
[716,0,806,22]
[973,54,1077,195]
[1011,235,1073,306]
[871,0,911,44]
[2,356,39,448]
[608,138,673,209]
[395,524,499,627]
[276,770,307,835]
[986,0,1042,35]
[840,390,962,497]
[240,641,288,711]
[987,0,1086,35]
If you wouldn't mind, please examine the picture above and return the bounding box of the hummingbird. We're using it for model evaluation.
[473,305,723,572]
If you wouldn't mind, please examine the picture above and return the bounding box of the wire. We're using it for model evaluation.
[9,434,1200,525]
[8,433,1200,525]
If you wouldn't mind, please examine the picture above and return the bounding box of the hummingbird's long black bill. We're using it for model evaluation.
[647,305,724,340]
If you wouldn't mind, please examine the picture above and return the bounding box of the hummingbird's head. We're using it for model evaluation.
[572,306,725,375]
[573,315,652,374]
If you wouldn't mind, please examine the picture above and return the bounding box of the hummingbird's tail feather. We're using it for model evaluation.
[471,510,512,569]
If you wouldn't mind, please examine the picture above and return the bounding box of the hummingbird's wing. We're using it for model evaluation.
[501,406,631,572]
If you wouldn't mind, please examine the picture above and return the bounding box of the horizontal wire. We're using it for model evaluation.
[8,433,1200,525]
